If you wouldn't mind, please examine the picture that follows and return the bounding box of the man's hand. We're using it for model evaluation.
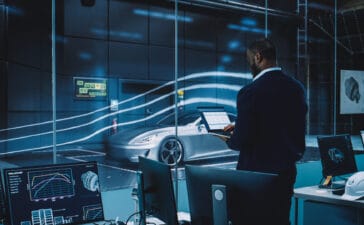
[223,124,235,134]
[210,133,230,142]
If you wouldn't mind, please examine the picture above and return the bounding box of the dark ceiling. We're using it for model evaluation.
[174,0,364,54]
[307,0,364,55]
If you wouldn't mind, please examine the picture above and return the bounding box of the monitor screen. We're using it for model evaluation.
[3,161,104,225]
[201,111,231,131]
[317,134,358,177]
[185,165,280,225]
[138,157,178,225]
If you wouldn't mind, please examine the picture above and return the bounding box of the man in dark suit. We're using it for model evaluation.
[224,38,308,225]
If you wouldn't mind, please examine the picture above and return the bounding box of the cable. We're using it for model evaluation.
[125,211,142,225]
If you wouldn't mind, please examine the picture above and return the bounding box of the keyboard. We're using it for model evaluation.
[209,130,231,138]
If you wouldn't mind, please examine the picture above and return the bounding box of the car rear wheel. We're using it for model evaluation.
[158,137,183,165]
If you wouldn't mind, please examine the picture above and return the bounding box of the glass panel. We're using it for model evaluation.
[2,0,364,212]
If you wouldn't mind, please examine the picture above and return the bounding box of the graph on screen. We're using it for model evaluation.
[83,204,104,220]
[28,168,75,201]
[4,161,104,225]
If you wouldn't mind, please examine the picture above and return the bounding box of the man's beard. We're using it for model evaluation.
[250,62,261,78]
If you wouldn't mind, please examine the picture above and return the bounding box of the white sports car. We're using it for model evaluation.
[105,110,238,165]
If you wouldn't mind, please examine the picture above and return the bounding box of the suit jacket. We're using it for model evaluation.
[227,69,308,174]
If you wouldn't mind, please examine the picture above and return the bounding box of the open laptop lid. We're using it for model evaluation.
[200,110,231,132]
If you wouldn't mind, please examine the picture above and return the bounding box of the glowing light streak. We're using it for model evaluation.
[0,71,250,133]
[0,71,251,154]
[109,30,143,40]
[182,97,236,108]
[91,28,143,40]
[228,40,241,50]
[1,83,242,144]
[0,130,54,143]
[182,83,242,92]
[133,9,193,23]
[228,24,271,35]
[240,18,257,26]
[0,97,236,155]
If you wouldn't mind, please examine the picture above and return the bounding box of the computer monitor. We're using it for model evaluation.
[185,165,280,225]
[138,157,178,225]
[3,161,104,225]
[0,170,6,224]
[317,134,358,178]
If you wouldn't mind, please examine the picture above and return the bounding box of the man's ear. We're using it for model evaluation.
[254,52,263,63]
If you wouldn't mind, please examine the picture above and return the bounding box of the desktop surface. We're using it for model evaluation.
[294,185,364,208]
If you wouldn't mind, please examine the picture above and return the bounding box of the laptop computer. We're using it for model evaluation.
[200,111,232,138]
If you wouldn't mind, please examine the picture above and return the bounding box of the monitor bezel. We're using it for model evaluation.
[185,165,280,225]
[3,161,104,225]
[317,134,358,178]
[138,157,178,225]
[200,111,231,132]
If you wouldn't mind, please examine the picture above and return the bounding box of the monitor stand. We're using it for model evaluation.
[136,171,147,225]
[212,184,229,225]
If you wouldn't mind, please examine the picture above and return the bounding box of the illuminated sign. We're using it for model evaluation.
[74,77,107,100]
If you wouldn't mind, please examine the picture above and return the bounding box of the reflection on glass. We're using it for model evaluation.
[133,8,193,23]
[240,17,257,26]
[0,71,251,156]
[228,24,271,35]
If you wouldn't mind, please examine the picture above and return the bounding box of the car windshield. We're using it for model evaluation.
[158,112,200,126]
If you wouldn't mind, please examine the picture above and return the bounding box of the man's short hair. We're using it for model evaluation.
[247,38,276,61]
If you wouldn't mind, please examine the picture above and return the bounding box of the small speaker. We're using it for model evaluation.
[212,184,229,225]
[81,0,95,7]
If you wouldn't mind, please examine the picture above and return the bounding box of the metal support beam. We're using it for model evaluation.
[174,0,179,213]
[333,0,337,135]
[297,0,309,134]
[170,0,299,19]
[52,0,57,163]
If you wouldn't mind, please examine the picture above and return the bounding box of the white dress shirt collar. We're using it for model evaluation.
[253,67,282,81]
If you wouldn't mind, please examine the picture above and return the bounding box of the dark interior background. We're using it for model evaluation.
[1,0,364,154]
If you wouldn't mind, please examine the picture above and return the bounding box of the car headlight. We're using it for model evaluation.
[131,134,158,146]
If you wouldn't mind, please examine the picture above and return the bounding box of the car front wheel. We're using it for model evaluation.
[158,137,183,166]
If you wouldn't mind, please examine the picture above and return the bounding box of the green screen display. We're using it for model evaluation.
[74,77,107,100]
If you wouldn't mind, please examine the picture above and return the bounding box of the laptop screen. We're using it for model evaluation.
[201,111,231,131]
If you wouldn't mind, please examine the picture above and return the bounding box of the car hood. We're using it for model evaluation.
[108,125,168,143]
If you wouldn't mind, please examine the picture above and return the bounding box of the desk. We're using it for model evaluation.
[294,186,364,225]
